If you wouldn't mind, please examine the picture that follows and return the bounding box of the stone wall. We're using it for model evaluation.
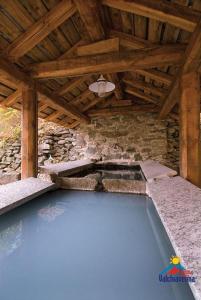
[0,112,180,182]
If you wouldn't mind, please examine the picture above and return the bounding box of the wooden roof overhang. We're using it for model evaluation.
[0,0,201,129]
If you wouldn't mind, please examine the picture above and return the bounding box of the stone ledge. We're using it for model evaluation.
[140,160,177,182]
[147,176,201,300]
[102,179,146,194]
[39,159,94,176]
[58,177,98,191]
[0,178,57,216]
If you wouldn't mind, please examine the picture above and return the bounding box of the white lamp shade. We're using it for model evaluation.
[89,75,115,97]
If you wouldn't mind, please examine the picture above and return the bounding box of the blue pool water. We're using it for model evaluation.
[0,190,194,300]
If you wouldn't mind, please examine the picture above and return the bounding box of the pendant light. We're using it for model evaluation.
[89,75,115,97]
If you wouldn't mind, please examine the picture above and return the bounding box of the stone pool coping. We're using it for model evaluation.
[147,176,201,300]
[140,160,177,182]
[40,159,94,176]
[0,177,57,215]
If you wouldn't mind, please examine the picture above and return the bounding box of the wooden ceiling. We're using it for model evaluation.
[0,0,201,128]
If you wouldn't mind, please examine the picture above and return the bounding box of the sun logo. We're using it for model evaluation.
[170,256,180,265]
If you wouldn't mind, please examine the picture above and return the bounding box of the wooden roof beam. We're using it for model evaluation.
[30,46,185,78]
[77,38,119,56]
[0,57,89,123]
[0,89,21,107]
[159,18,201,118]
[4,0,76,61]
[134,69,173,86]
[124,78,167,98]
[107,73,124,100]
[102,0,201,32]
[109,30,156,49]
[74,0,123,100]
[125,86,159,105]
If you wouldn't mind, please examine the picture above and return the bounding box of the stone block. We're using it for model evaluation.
[0,172,20,185]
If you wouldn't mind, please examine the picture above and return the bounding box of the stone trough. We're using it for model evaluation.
[39,159,178,195]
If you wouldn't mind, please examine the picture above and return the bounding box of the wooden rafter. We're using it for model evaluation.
[0,57,89,123]
[36,84,89,123]
[159,18,201,118]
[55,76,90,96]
[124,78,167,97]
[30,45,185,78]
[125,86,159,105]
[4,0,76,61]
[77,38,119,56]
[69,89,92,107]
[1,89,21,107]
[134,69,173,86]
[102,0,201,32]
[107,73,123,100]
[109,30,156,49]
[74,0,123,100]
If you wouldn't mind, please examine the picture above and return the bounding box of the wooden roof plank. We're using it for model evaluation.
[123,78,167,97]
[56,76,90,96]
[134,69,173,85]
[4,0,77,61]
[74,0,105,41]
[102,0,201,32]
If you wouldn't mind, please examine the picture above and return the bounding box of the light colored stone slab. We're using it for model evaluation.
[40,159,94,176]
[140,160,177,182]
[147,176,201,300]
[58,177,98,191]
[103,179,146,194]
[0,177,57,215]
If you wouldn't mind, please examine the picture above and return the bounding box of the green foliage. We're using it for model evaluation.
[0,107,20,146]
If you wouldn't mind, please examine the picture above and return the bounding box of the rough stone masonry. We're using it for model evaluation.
[0,112,179,184]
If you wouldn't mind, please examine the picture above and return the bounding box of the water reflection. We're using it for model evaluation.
[0,221,22,258]
[38,205,65,222]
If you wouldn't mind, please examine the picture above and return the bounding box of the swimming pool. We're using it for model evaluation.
[0,190,194,300]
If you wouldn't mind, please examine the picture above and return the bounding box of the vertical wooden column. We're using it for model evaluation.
[21,82,38,179]
[180,72,201,186]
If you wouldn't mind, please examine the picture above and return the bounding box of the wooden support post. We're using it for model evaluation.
[180,72,201,186]
[21,83,38,179]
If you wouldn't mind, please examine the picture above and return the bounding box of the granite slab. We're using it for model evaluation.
[0,177,57,215]
[140,160,177,182]
[102,179,146,194]
[40,159,94,176]
[58,177,98,191]
[147,176,201,300]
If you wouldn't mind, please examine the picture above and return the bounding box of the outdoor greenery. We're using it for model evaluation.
[0,108,20,147]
